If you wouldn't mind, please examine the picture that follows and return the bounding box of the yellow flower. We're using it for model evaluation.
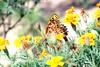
[33,36,42,45]
[39,49,49,59]
[46,56,64,67]
[79,32,96,46]
[94,9,100,19]
[20,35,31,41]
[14,35,31,48]
[0,37,9,51]
[64,13,79,25]
[96,2,100,7]
[56,33,64,40]
[96,22,100,27]
[64,7,79,25]
[66,7,74,14]
[14,38,22,48]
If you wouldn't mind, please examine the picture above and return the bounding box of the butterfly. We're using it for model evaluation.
[45,14,68,50]
[45,14,68,36]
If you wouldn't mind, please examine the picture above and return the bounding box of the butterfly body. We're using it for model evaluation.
[46,14,68,36]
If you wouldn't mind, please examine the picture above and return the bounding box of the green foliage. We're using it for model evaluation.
[0,0,43,36]
[0,1,8,9]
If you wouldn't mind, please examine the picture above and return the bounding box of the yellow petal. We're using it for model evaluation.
[66,6,74,14]
[72,21,78,25]
[58,62,64,66]
[14,39,22,48]
[52,56,64,62]
[63,18,71,24]
[79,39,85,45]
[0,45,5,51]
[56,33,64,40]
[86,33,96,39]
[46,60,52,65]
[90,40,95,46]
[51,64,58,67]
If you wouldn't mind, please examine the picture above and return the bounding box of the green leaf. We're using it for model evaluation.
[3,47,10,59]
[0,1,8,9]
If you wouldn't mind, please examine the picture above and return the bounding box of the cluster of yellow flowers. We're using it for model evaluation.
[79,32,96,46]
[0,37,9,50]
[64,7,79,25]
[14,35,43,49]
[0,35,43,50]
[14,35,31,48]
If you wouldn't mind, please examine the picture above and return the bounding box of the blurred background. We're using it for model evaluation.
[0,0,99,54]
[0,0,99,37]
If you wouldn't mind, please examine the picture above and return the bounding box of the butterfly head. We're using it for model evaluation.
[49,14,59,21]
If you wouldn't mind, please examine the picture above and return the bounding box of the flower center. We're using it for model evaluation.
[85,37,90,45]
